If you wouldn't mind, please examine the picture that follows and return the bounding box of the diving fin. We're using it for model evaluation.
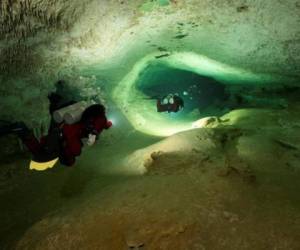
[29,158,59,171]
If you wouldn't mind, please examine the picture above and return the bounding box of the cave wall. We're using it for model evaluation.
[0,0,299,128]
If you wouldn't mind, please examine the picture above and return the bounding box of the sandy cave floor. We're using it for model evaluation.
[0,105,300,250]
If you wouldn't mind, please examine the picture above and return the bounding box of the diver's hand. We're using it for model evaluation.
[86,134,97,146]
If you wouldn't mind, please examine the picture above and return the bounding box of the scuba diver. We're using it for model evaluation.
[0,85,112,170]
[157,93,184,113]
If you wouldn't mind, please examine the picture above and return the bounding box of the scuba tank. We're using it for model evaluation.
[53,101,93,124]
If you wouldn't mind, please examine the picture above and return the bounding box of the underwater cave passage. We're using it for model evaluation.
[114,55,291,136]
[135,63,230,117]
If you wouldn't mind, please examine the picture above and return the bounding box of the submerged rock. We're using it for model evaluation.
[125,228,145,249]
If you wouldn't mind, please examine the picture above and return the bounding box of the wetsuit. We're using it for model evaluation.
[22,116,112,166]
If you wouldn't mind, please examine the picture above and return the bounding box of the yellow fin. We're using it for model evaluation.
[29,158,59,171]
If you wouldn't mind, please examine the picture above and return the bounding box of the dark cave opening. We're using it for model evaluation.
[135,63,291,118]
[135,63,231,117]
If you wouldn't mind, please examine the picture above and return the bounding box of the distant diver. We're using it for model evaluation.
[156,93,184,113]
[0,85,112,171]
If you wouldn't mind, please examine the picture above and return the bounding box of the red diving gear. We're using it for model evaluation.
[22,116,112,166]
[157,94,184,113]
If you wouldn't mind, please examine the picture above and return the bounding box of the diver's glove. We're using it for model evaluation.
[86,134,97,146]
